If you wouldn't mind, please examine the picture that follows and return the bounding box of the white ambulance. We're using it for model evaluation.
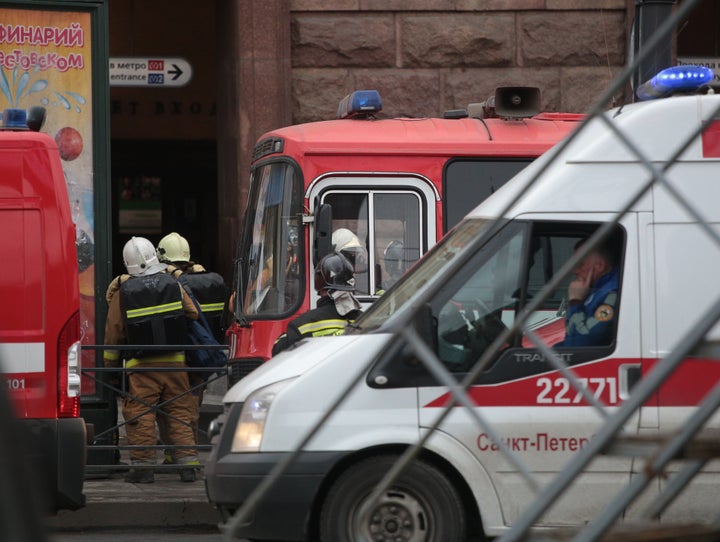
[205,68,720,541]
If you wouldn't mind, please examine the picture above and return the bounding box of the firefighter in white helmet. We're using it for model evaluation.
[103,236,200,483]
[378,239,407,293]
[332,228,369,293]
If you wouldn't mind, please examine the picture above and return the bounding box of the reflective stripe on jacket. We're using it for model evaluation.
[120,273,188,354]
[103,270,199,367]
[272,296,362,356]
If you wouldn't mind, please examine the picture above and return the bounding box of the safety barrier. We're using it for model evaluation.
[220,1,720,540]
[80,343,229,474]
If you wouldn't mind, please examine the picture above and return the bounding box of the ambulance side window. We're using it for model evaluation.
[368,220,624,389]
[433,222,623,377]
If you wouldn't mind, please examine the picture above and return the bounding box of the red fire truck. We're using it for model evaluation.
[0,107,86,512]
[226,88,583,384]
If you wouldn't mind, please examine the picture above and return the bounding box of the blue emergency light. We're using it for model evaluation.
[636,65,714,101]
[0,108,29,130]
[337,90,382,119]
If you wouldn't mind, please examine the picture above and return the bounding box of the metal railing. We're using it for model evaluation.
[80,343,229,474]
[222,1,720,540]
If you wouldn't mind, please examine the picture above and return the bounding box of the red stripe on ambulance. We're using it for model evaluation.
[423,357,720,408]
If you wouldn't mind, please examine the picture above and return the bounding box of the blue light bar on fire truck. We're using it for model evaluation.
[636,65,714,101]
[0,108,29,130]
[337,90,382,119]
[0,107,46,131]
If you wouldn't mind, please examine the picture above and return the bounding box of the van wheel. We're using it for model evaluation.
[319,455,466,542]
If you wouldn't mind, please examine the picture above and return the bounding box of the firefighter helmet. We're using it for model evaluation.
[157,232,191,263]
[332,228,368,273]
[314,252,355,292]
[123,236,166,276]
[384,240,406,280]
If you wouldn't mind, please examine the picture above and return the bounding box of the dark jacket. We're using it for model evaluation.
[168,263,228,342]
[556,267,619,347]
[103,270,198,368]
[272,296,362,356]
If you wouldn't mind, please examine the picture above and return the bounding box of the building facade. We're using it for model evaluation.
[107,0,713,280]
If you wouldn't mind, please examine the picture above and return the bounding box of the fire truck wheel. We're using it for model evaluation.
[319,454,466,542]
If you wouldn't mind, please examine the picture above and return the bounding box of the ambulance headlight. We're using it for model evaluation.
[231,378,295,452]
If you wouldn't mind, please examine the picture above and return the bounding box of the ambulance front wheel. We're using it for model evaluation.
[319,454,466,542]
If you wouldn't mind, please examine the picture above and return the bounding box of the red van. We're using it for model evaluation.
[0,108,86,512]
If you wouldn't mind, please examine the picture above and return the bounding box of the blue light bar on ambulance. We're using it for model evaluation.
[337,90,382,119]
[636,65,714,101]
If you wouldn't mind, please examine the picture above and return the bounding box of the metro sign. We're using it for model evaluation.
[109,57,192,87]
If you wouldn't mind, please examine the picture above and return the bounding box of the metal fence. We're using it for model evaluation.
[81,343,229,474]
[219,1,720,541]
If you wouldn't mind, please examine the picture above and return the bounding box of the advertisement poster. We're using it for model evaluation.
[0,8,97,392]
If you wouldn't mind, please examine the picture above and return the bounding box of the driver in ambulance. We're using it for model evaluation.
[556,238,619,347]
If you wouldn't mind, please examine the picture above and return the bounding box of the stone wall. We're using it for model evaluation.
[290,1,628,123]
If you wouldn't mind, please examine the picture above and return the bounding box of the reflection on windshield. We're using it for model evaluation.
[242,162,303,317]
[355,219,490,331]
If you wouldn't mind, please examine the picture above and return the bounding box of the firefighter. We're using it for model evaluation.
[272,252,363,356]
[555,237,620,347]
[156,231,228,463]
[103,236,200,483]
[157,232,228,341]
[377,239,407,294]
[332,228,369,293]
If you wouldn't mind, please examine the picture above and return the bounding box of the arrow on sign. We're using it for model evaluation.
[109,57,193,87]
[168,64,183,81]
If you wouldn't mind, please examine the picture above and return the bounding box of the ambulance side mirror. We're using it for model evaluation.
[367,304,438,388]
[409,303,438,361]
[391,303,438,368]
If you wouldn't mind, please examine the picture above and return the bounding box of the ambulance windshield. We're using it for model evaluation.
[355,218,494,331]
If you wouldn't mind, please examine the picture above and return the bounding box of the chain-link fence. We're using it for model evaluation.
[213,1,720,540]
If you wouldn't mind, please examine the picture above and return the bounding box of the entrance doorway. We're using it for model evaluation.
[110,140,218,278]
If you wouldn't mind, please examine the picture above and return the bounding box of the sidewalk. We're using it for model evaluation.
[47,468,220,531]
[48,378,228,531]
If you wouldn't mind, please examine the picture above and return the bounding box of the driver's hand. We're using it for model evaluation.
[568,270,593,302]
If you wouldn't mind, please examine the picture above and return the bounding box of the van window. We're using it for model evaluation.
[323,191,423,297]
[443,159,531,231]
[363,219,624,385]
[433,221,623,374]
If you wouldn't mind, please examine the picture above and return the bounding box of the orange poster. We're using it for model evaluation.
[0,8,96,392]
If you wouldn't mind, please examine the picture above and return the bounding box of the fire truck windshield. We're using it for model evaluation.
[240,161,304,318]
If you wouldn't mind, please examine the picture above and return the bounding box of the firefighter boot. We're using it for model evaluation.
[180,468,196,483]
[125,469,155,483]
[124,461,155,484]
[178,457,200,483]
